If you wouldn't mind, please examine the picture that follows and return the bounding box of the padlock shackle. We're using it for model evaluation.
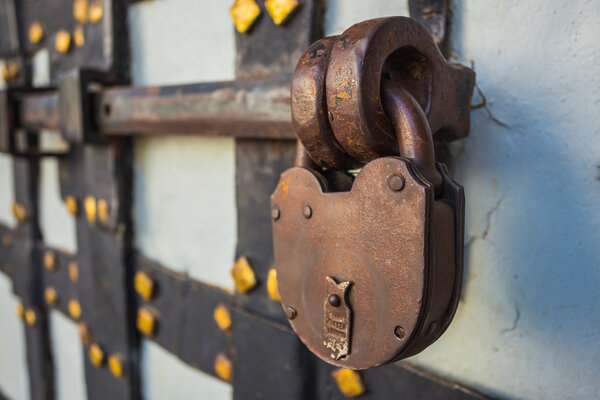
[381,80,443,193]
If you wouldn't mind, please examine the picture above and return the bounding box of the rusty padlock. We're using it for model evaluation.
[271,17,475,369]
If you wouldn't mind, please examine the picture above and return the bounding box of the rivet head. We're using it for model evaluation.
[213,303,232,332]
[97,199,109,223]
[134,271,154,301]
[68,299,82,320]
[265,0,299,25]
[394,325,405,340]
[28,21,44,44]
[69,261,79,282]
[388,174,405,191]
[271,207,280,220]
[15,302,25,320]
[73,0,89,24]
[44,288,58,307]
[285,306,297,320]
[229,0,261,34]
[78,323,92,346]
[332,368,366,398]
[89,0,103,23]
[54,30,71,53]
[328,294,341,307]
[214,353,233,382]
[44,251,57,272]
[231,256,257,293]
[84,197,96,223]
[11,202,28,222]
[89,343,104,367]
[136,307,156,337]
[108,354,125,379]
[266,268,281,302]
[65,196,78,216]
[303,205,312,219]
[25,309,36,326]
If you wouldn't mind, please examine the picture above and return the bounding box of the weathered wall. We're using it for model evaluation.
[1,0,599,399]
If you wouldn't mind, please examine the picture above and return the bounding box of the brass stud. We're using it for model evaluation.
[266,268,281,302]
[231,256,257,293]
[264,0,299,25]
[68,299,82,320]
[1,61,19,82]
[44,251,57,272]
[11,202,27,222]
[73,0,89,24]
[213,303,232,332]
[54,30,71,53]
[65,196,78,216]
[15,302,25,320]
[73,25,85,47]
[134,271,154,301]
[69,261,79,282]
[108,354,125,378]
[78,322,92,346]
[25,309,36,327]
[89,343,104,367]
[84,196,96,223]
[2,234,12,248]
[89,0,103,23]
[229,0,261,34]
[136,308,156,337]
[214,353,232,382]
[44,287,58,307]
[332,368,366,398]
[28,21,44,44]
[97,199,109,223]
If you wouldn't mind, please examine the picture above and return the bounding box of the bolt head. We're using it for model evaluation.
[388,174,405,191]
[271,207,280,220]
[286,306,297,320]
[394,325,405,340]
[303,205,312,219]
[328,294,341,307]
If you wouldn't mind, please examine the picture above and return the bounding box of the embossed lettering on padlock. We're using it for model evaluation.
[272,16,474,370]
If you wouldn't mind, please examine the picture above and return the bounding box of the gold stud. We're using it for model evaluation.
[2,61,19,82]
[214,353,232,382]
[25,309,36,326]
[73,25,85,47]
[97,199,109,223]
[69,261,79,283]
[134,271,154,301]
[332,368,366,398]
[89,343,104,367]
[136,308,156,337]
[65,196,78,216]
[266,268,281,301]
[55,30,71,53]
[89,0,103,23]
[108,354,125,378]
[11,202,27,222]
[231,256,257,293]
[73,0,89,24]
[229,0,261,34]
[15,302,25,320]
[213,303,232,332]
[84,196,96,223]
[78,322,92,346]
[264,0,299,25]
[44,287,58,307]
[44,251,57,272]
[2,234,12,248]
[68,299,82,320]
[28,21,44,44]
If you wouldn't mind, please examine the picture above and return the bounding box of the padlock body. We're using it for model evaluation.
[271,157,463,369]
